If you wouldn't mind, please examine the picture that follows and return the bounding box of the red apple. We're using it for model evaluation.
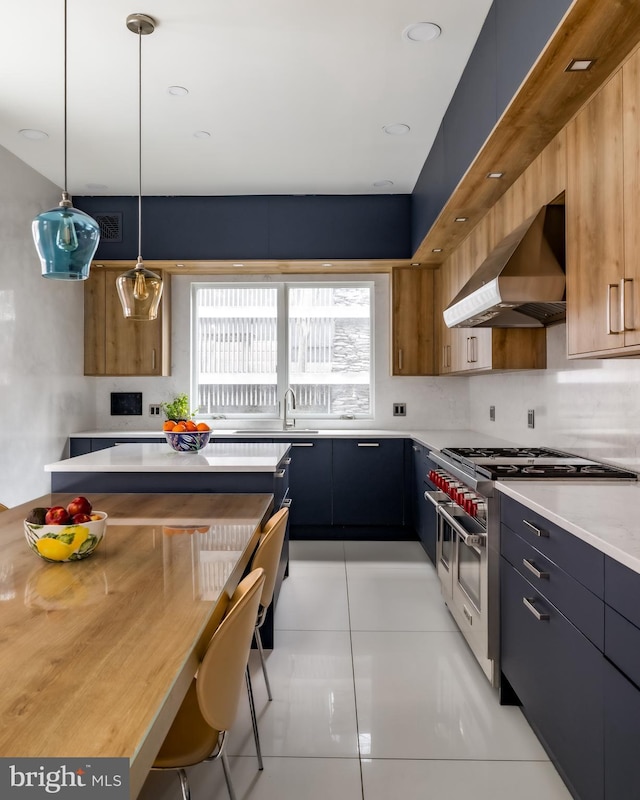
[45,506,71,525]
[66,496,92,517]
[71,513,92,524]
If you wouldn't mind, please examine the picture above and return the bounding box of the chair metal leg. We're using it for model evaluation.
[254,626,272,701]
[220,750,237,800]
[245,666,264,770]
[177,768,190,800]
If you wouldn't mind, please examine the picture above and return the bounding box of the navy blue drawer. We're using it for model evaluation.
[501,524,604,650]
[605,556,640,629]
[605,605,640,689]
[500,495,604,597]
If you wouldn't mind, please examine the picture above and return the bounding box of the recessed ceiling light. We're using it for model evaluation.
[193,130,211,139]
[432,248,443,253]
[403,22,442,42]
[411,262,421,266]
[19,128,48,141]
[232,263,245,268]
[565,58,595,72]
[176,263,185,268]
[85,183,108,191]
[487,172,504,179]
[454,217,468,223]
[383,123,410,136]
[322,263,333,267]
[373,180,394,188]
[168,86,189,96]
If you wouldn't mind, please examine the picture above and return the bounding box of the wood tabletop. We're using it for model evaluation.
[0,492,273,799]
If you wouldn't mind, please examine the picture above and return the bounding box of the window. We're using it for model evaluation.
[192,282,373,418]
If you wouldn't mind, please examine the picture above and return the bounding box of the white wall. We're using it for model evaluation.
[468,323,640,471]
[0,146,96,505]
[95,273,471,433]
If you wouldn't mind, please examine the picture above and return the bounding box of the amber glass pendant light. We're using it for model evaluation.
[32,0,100,280]
[116,13,163,321]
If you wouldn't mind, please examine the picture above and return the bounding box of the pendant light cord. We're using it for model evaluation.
[63,0,68,195]
[137,24,143,261]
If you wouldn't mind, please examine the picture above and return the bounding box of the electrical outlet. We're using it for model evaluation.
[527,409,535,428]
[149,404,162,416]
[489,405,495,422]
[393,403,407,417]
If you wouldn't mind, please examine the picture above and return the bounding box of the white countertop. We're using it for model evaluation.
[71,428,518,449]
[497,481,640,574]
[46,442,291,473]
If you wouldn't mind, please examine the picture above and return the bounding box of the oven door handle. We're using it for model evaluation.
[423,490,450,508]
[437,504,486,547]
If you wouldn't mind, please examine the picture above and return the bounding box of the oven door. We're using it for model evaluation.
[424,491,454,601]
[438,503,489,669]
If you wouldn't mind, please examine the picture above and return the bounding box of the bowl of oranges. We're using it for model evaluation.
[163,419,211,452]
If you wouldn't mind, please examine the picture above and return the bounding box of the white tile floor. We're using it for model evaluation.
[139,540,572,800]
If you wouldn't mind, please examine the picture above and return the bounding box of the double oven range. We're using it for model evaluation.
[424,446,637,687]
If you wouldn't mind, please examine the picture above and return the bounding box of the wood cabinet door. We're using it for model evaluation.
[84,267,170,376]
[622,49,640,347]
[391,268,435,375]
[566,71,625,355]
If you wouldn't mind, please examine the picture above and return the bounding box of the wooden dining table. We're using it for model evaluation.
[0,491,273,799]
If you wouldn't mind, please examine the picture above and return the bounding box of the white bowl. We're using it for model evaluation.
[24,512,108,562]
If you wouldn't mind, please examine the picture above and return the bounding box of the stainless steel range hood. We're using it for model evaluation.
[443,205,566,328]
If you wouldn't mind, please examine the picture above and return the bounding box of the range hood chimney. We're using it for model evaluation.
[443,205,566,328]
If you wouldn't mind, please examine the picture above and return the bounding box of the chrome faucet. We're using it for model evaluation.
[283,387,297,429]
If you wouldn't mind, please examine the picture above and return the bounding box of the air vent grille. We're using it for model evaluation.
[517,301,566,325]
[95,213,122,243]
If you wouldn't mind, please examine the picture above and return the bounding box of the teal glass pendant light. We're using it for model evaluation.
[116,13,163,321]
[32,0,100,280]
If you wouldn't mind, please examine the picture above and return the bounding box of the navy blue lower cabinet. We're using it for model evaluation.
[604,659,640,800]
[332,439,405,529]
[500,559,604,800]
[272,439,332,531]
[69,438,92,457]
[412,444,436,563]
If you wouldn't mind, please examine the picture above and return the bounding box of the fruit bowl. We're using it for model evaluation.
[164,430,211,452]
[24,512,108,562]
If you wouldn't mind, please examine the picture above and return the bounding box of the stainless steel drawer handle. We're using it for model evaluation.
[522,558,549,580]
[522,519,548,537]
[291,443,314,447]
[280,497,292,508]
[357,442,380,447]
[274,469,286,478]
[413,445,420,451]
[523,597,550,621]
[283,457,292,465]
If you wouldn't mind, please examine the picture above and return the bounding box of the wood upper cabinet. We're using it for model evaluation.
[391,267,436,375]
[566,53,640,358]
[84,266,171,376]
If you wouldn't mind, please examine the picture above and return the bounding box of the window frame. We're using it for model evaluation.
[190,279,375,421]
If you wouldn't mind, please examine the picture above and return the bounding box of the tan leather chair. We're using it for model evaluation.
[244,507,289,767]
[153,567,265,800]
[251,507,289,700]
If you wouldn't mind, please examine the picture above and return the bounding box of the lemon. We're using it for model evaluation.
[35,537,74,562]
[67,525,90,552]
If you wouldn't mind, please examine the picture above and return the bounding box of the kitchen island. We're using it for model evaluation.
[45,442,291,648]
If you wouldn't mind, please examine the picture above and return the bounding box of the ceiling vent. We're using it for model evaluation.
[94,213,123,243]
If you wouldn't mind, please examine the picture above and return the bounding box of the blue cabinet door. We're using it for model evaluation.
[332,439,404,526]
[273,439,332,526]
[412,444,437,563]
[604,659,640,800]
[500,560,604,800]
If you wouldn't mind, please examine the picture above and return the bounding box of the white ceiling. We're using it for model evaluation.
[0,0,493,197]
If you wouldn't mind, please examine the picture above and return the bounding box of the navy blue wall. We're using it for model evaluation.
[75,194,412,261]
[411,0,572,254]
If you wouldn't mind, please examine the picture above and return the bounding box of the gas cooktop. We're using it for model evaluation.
[440,446,638,481]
